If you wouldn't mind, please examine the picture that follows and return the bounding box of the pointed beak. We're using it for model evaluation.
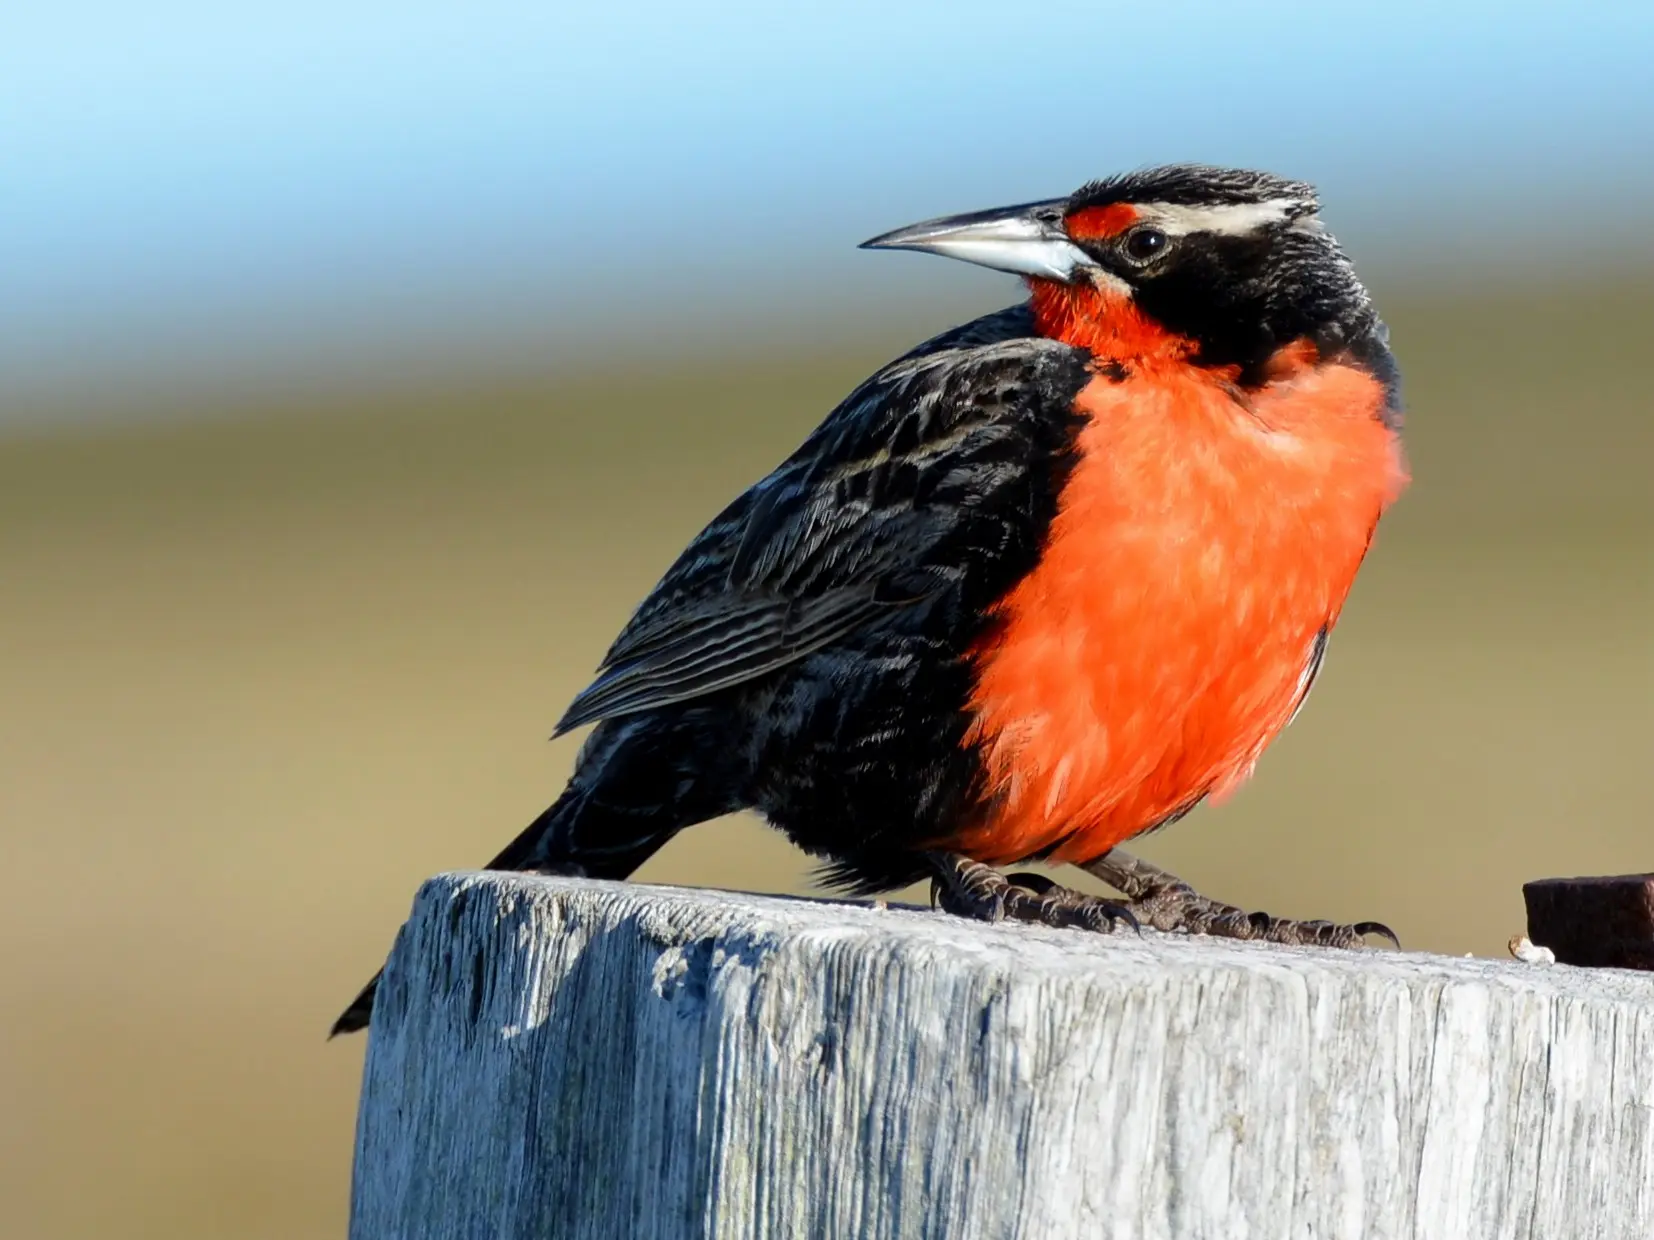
[860,199,1090,283]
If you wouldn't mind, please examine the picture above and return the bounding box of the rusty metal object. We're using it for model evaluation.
[1524,875,1654,970]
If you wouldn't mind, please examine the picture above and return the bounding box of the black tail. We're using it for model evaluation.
[329,716,739,1036]
[329,971,388,1039]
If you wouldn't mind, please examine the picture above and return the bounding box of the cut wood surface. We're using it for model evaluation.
[349,873,1654,1239]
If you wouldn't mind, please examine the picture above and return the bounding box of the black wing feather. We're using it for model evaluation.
[554,304,1088,734]
[555,586,889,728]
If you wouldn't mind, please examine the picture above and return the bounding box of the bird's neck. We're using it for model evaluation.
[1028,280,1194,366]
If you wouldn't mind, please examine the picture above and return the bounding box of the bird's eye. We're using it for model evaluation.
[1121,227,1170,265]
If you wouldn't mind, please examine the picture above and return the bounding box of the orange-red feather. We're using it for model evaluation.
[942,283,1408,865]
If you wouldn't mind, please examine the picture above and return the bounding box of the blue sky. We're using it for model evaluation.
[4,2,1653,419]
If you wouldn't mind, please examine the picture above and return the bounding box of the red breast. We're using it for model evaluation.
[946,290,1408,865]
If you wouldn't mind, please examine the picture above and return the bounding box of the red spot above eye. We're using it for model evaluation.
[1064,203,1139,240]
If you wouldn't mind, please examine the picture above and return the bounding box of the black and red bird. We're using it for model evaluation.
[334,164,1408,1036]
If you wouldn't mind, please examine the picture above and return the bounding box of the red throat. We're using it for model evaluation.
[1027,279,1193,363]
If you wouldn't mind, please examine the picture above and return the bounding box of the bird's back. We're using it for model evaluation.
[555,304,1093,738]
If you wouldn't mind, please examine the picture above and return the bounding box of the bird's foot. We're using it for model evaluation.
[1079,848,1397,949]
[927,852,1138,933]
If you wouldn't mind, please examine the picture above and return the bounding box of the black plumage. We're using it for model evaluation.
[551,306,1094,880]
[331,307,1094,1035]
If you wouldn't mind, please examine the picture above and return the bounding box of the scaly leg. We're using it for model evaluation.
[928,852,1138,933]
[1079,849,1397,948]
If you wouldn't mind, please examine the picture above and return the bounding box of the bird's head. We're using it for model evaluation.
[863,164,1391,390]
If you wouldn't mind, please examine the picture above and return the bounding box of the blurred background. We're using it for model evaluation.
[3,3,1652,1236]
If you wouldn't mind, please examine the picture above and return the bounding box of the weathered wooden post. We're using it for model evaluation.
[348,873,1654,1239]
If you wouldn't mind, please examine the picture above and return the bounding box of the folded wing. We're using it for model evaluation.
[554,305,1089,734]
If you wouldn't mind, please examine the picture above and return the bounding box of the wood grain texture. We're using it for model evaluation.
[350,873,1654,1240]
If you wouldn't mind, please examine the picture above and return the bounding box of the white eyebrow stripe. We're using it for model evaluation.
[1134,199,1305,237]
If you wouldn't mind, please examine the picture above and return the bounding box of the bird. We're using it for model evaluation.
[332,163,1408,1037]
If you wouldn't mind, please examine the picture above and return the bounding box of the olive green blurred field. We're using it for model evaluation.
[3,279,1651,1238]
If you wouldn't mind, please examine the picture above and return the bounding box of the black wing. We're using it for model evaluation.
[554,304,1091,734]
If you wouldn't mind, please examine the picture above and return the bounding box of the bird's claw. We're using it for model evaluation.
[929,855,1137,935]
[1076,850,1399,951]
[1126,880,1396,948]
